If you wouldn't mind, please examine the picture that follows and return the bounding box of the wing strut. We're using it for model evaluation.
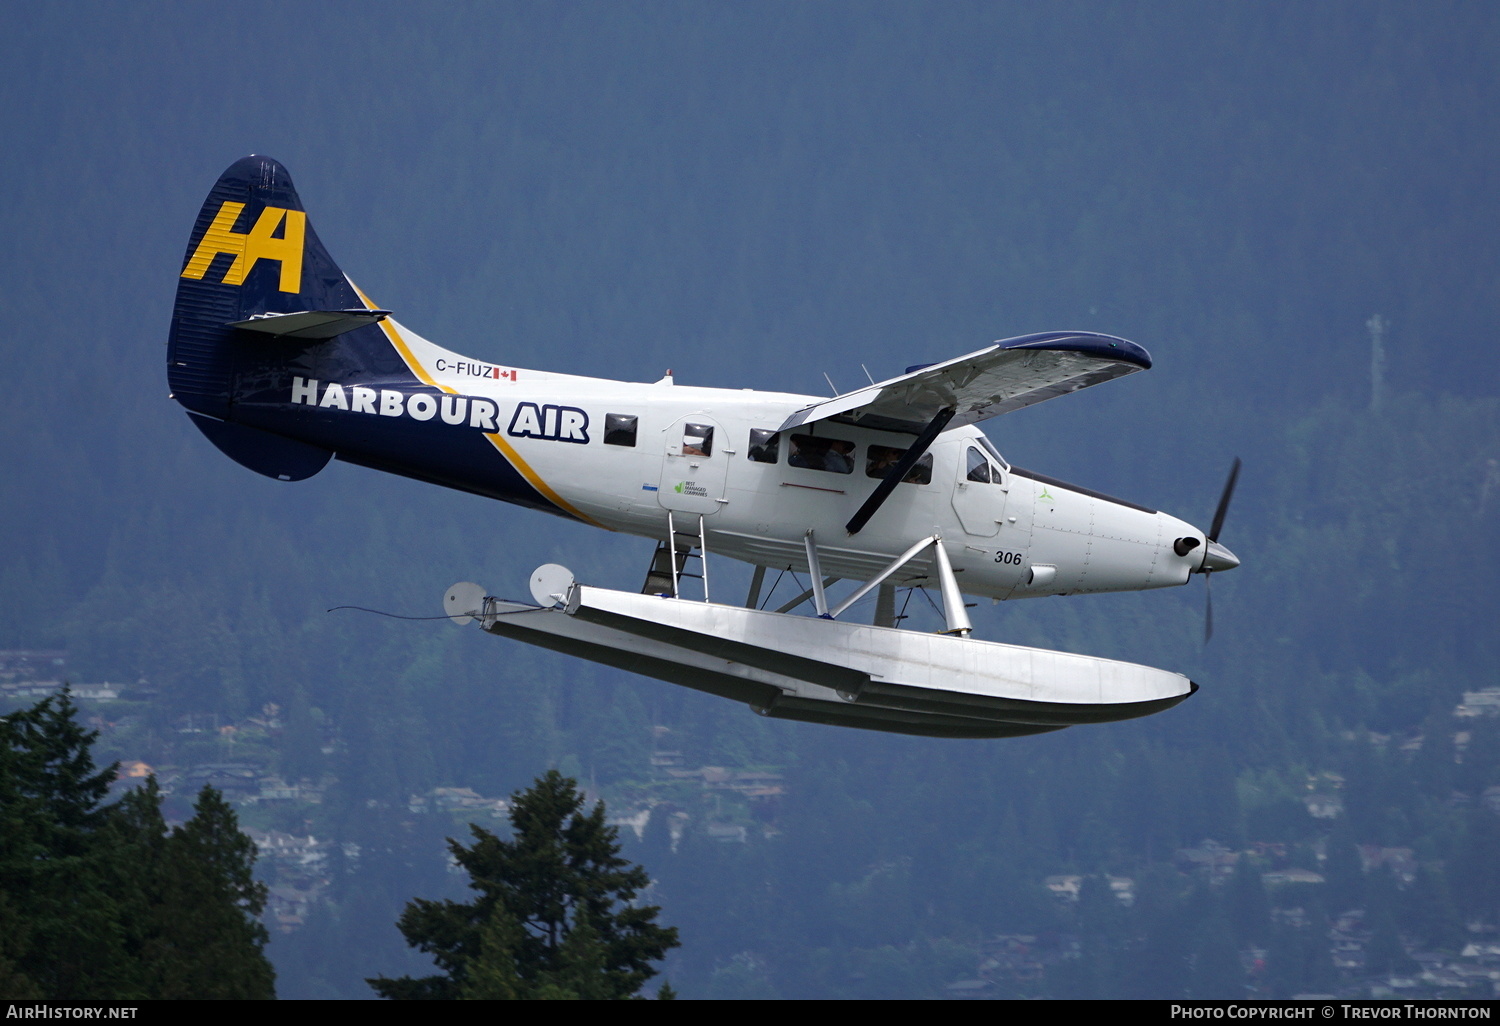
[845,406,955,535]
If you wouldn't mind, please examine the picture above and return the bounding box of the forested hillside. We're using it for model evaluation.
[1,2,1496,999]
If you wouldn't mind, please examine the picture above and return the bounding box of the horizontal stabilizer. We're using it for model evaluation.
[779,331,1152,435]
[186,413,333,481]
[226,309,391,340]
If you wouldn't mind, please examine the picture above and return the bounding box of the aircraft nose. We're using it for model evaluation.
[1200,539,1239,573]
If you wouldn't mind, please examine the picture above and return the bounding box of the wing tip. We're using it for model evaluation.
[999,331,1152,370]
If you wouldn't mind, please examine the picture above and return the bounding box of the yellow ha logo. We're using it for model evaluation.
[181,202,305,293]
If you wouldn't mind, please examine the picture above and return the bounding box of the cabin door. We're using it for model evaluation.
[950,443,1005,537]
[658,416,729,515]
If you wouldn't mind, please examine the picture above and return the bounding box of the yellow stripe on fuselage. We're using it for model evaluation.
[348,282,605,528]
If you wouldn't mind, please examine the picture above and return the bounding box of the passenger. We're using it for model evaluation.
[825,439,855,474]
[867,446,900,477]
[788,436,808,469]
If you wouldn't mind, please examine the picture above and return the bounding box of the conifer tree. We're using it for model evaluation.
[460,906,525,1000]
[0,693,274,999]
[0,692,135,997]
[370,770,678,999]
[147,786,275,998]
[0,892,43,999]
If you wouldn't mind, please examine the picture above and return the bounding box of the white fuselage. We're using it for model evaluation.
[392,321,1205,601]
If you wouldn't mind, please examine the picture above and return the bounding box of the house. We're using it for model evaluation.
[1175,839,1239,879]
[610,807,650,840]
[257,777,304,802]
[1272,906,1312,928]
[706,822,748,843]
[1108,876,1136,906]
[1305,792,1343,818]
[0,650,67,683]
[1358,846,1417,883]
[431,786,483,810]
[70,683,119,701]
[1044,875,1081,901]
[1262,868,1325,887]
[663,765,786,797]
[407,786,507,816]
[1455,688,1500,718]
[943,979,995,999]
[185,763,260,798]
[1,680,64,700]
[980,935,1044,984]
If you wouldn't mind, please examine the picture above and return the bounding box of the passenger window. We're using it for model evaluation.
[747,429,779,464]
[604,413,638,447]
[905,455,933,485]
[789,434,855,474]
[866,444,932,485]
[966,446,994,483]
[682,423,713,457]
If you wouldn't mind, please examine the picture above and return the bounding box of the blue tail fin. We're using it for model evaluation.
[168,156,362,479]
[166,157,566,511]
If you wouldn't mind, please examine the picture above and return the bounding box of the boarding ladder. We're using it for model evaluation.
[641,511,710,601]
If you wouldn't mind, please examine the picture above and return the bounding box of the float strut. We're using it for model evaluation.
[746,565,766,609]
[804,530,831,617]
[932,540,972,636]
[828,535,939,619]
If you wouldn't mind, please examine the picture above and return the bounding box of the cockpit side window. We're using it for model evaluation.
[977,434,1009,473]
[966,446,994,483]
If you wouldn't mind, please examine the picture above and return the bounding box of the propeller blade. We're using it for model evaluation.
[1204,572,1214,643]
[1208,457,1242,543]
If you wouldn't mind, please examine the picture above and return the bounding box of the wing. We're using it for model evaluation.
[777,331,1152,435]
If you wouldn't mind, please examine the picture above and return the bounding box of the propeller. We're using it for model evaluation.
[1208,457,1241,546]
[1201,457,1241,642]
